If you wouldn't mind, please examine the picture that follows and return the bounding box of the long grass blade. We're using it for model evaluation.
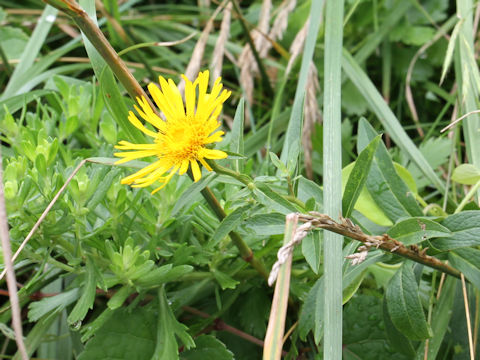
[323,0,344,359]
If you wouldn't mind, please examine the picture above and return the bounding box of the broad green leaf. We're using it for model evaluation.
[302,231,322,274]
[297,176,323,209]
[359,120,422,222]
[180,335,233,360]
[448,248,480,290]
[451,164,480,185]
[383,297,416,357]
[208,206,249,248]
[387,218,451,245]
[343,295,410,360]
[78,307,156,360]
[80,308,114,342]
[342,135,381,217]
[415,277,456,359]
[434,211,480,250]
[67,258,97,325]
[298,277,324,342]
[386,263,432,340]
[28,289,79,322]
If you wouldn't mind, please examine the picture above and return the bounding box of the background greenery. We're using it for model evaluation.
[1,0,480,359]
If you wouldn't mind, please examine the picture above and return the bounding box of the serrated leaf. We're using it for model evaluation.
[211,269,239,290]
[153,287,195,359]
[180,335,233,360]
[78,307,156,360]
[386,263,432,340]
[68,258,97,325]
[451,164,480,185]
[387,217,451,245]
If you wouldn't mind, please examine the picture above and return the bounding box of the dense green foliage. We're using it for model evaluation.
[0,0,480,359]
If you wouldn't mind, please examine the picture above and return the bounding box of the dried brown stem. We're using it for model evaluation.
[298,212,461,278]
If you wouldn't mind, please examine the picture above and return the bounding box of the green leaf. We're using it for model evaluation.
[382,297,416,357]
[434,211,480,250]
[386,263,432,340]
[358,120,422,222]
[68,258,97,325]
[28,289,79,322]
[135,265,193,289]
[171,172,216,216]
[302,231,322,274]
[180,335,233,359]
[244,213,285,236]
[451,164,480,185]
[342,50,444,191]
[415,277,456,359]
[387,218,451,246]
[298,277,323,342]
[209,206,248,248]
[211,269,239,290]
[342,134,381,218]
[229,98,245,172]
[0,90,53,120]
[153,287,195,360]
[2,5,58,98]
[448,248,480,290]
[78,307,156,360]
[253,181,299,214]
[107,285,133,310]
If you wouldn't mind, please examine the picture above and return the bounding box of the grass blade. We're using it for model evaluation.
[323,0,344,358]
[342,50,445,192]
[279,0,324,175]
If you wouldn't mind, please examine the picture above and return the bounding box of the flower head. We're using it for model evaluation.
[114,71,231,193]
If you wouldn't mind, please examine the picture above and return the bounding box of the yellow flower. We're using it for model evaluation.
[114,71,231,193]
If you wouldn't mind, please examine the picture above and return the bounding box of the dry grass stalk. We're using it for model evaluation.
[285,18,309,75]
[210,2,232,84]
[238,0,272,105]
[0,148,28,360]
[461,274,475,360]
[302,63,321,179]
[179,0,228,93]
[268,0,296,44]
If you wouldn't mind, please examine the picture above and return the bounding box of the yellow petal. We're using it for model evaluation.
[202,149,228,159]
[198,157,212,171]
[127,112,157,138]
[179,159,189,175]
[190,159,201,182]
[120,160,164,184]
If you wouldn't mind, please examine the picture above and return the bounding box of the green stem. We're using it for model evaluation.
[454,179,480,214]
